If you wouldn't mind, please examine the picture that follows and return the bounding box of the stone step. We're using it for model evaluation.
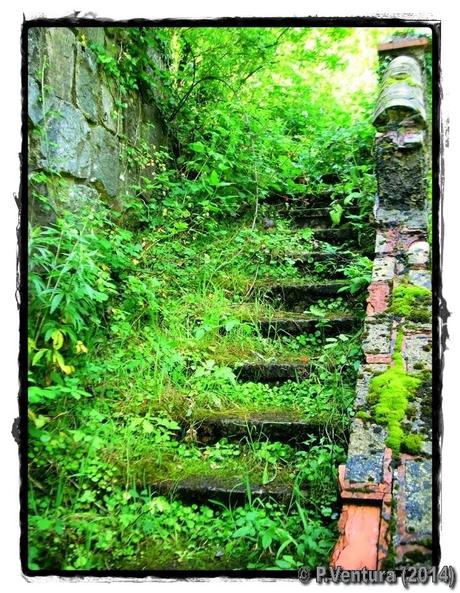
[311,228,355,243]
[151,476,297,505]
[275,251,352,277]
[295,215,332,229]
[265,192,335,208]
[287,208,357,228]
[194,414,344,446]
[261,280,349,310]
[257,313,359,338]
[291,206,332,218]
[233,361,309,382]
[280,250,350,262]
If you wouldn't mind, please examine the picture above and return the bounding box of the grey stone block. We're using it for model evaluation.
[354,365,388,409]
[371,256,396,282]
[346,452,385,484]
[404,333,432,374]
[408,269,431,290]
[408,241,430,266]
[346,419,387,483]
[362,319,392,354]
[375,207,428,230]
[404,459,432,537]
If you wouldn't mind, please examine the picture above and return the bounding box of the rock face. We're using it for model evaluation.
[28,26,169,210]
[43,28,75,102]
[89,126,120,196]
[39,98,92,179]
[75,46,99,123]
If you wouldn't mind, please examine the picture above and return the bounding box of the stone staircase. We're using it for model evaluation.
[142,190,369,515]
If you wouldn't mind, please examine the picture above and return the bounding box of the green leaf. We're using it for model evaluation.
[224,319,239,332]
[142,419,154,433]
[189,141,205,153]
[329,203,343,226]
[208,170,220,186]
[261,532,272,549]
[232,525,254,538]
[28,386,59,404]
[31,349,48,366]
[50,293,63,314]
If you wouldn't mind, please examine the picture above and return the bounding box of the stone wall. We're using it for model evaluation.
[331,37,433,569]
[28,26,169,216]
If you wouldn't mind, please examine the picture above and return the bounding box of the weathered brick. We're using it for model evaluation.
[408,269,431,289]
[362,319,393,355]
[403,332,432,373]
[407,240,430,266]
[367,282,390,315]
[371,257,396,282]
[375,228,398,255]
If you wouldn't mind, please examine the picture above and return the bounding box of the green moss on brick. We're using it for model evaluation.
[390,283,431,323]
[355,410,372,421]
[368,331,421,456]
[401,433,424,455]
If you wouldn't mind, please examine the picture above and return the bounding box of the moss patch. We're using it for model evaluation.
[368,331,421,456]
[402,433,424,455]
[355,410,372,421]
[390,283,431,323]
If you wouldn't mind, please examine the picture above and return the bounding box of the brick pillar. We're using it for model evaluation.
[331,37,432,570]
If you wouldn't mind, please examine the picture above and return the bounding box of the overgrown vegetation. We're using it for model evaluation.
[27,26,392,571]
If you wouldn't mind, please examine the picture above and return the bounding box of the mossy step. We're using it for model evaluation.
[312,228,355,243]
[274,251,353,278]
[233,361,309,382]
[287,208,355,229]
[194,414,338,446]
[279,225,354,243]
[293,216,333,229]
[265,192,335,208]
[257,313,358,337]
[151,476,298,505]
[280,251,352,262]
[291,207,331,218]
[262,280,349,310]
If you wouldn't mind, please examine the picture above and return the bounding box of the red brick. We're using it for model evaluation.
[367,282,390,314]
[366,353,392,364]
[331,505,381,569]
[378,38,429,52]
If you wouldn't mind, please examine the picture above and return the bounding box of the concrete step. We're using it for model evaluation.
[310,228,355,243]
[261,280,349,310]
[194,414,344,446]
[287,208,357,229]
[233,361,309,382]
[257,313,359,338]
[274,251,352,278]
[150,476,297,505]
[265,192,335,208]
